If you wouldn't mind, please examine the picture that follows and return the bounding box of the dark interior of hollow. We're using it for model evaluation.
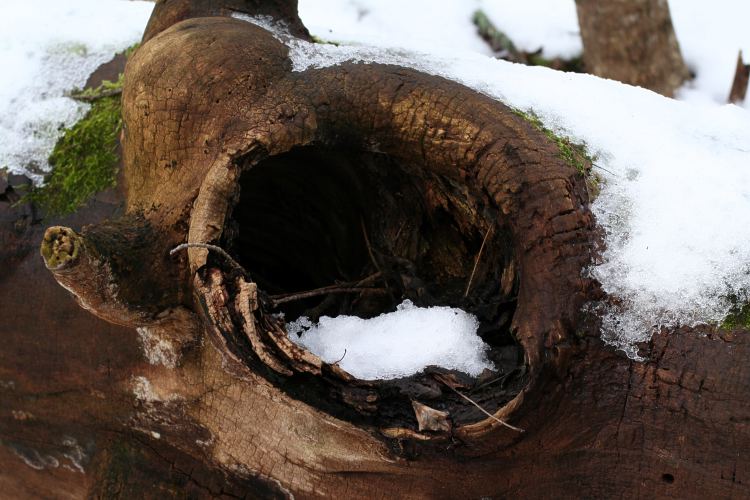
[223,144,526,426]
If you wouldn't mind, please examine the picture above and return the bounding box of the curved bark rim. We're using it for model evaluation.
[186,143,579,441]
[136,17,594,442]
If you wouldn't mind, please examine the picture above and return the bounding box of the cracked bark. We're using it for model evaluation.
[1,1,749,498]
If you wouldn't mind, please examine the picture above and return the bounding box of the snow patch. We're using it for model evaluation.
[298,0,581,60]
[672,1,750,107]
[287,300,494,380]
[60,436,87,473]
[131,376,157,402]
[0,0,153,182]
[298,0,750,109]
[131,375,182,404]
[137,326,180,368]
[11,447,59,471]
[476,0,581,59]
[298,0,493,57]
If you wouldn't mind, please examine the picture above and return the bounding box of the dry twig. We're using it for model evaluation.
[464,227,493,297]
[360,217,391,294]
[70,88,123,102]
[271,286,387,306]
[270,272,385,306]
[434,373,524,433]
[170,243,249,278]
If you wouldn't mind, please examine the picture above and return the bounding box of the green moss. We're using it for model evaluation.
[24,43,142,217]
[69,73,124,101]
[512,108,601,199]
[722,305,750,329]
[526,52,584,73]
[24,43,142,216]
[123,42,140,58]
[512,108,594,175]
[311,35,341,46]
[720,290,750,330]
[472,10,583,72]
[472,10,520,60]
[26,86,122,216]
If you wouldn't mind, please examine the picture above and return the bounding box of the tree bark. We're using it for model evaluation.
[575,0,690,97]
[728,51,750,104]
[2,2,749,498]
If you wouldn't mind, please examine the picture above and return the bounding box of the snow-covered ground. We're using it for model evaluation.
[0,0,153,182]
[1,1,749,370]
[299,0,750,108]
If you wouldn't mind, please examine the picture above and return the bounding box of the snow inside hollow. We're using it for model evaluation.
[0,0,153,182]
[287,301,495,380]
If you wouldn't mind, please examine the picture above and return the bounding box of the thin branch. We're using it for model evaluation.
[69,88,123,102]
[435,375,525,433]
[270,272,381,300]
[473,367,520,391]
[332,349,347,364]
[360,217,390,293]
[464,227,493,297]
[592,162,617,176]
[353,271,383,287]
[271,286,387,306]
[169,243,249,278]
[393,220,407,243]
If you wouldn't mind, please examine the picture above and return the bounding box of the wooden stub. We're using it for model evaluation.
[729,50,750,104]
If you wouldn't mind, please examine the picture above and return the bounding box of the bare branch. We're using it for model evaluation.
[434,373,524,433]
[170,243,249,278]
[465,227,493,297]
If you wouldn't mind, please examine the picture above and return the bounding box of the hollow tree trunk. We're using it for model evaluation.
[2,1,749,498]
[575,0,690,97]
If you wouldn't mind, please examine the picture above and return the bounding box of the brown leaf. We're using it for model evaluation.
[411,400,452,433]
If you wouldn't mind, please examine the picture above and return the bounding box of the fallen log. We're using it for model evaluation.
[1,1,748,498]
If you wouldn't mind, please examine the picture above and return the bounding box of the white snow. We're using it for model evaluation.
[0,0,153,182]
[136,327,181,369]
[287,300,494,380]
[299,0,750,108]
[298,0,581,60]
[476,0,582,59]
[298,0,493,57]
[671,1,750,106]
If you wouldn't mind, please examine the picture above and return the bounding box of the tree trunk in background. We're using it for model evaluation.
[575,0,690,97]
